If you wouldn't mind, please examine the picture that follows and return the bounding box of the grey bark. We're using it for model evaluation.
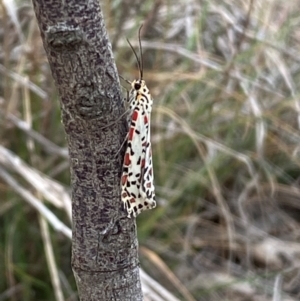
[31,0,143,300]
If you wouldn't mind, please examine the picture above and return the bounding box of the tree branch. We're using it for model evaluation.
[32,0,143,300]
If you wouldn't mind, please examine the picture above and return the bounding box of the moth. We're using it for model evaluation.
[121,26,156,218]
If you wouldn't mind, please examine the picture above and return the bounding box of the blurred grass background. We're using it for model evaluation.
[1,0,300,300]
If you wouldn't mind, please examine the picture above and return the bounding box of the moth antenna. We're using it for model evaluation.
[126,38,142,80]
[126,24,144,80]
[138,24,143,80]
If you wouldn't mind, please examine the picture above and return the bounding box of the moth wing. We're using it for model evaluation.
[140,113,156,208]
[121,107,145,217]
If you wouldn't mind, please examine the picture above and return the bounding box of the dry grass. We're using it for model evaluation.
[1,0,300,300]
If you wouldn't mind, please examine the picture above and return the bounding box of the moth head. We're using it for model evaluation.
[132,79,146,92]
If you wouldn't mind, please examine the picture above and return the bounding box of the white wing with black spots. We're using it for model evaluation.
[121,80,156,218]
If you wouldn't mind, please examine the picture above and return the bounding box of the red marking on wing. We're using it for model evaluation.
[121,174,128,185]
[132,110,139,121]
[124,153,131,166]
[128,127,135,141]
[130,197,136,203]
[141,158,145,168]
[144,115,148,124]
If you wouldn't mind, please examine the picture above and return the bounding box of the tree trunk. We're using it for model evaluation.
[32,0,143,300]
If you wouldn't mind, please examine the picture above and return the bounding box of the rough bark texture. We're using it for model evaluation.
[32,0,143,300]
